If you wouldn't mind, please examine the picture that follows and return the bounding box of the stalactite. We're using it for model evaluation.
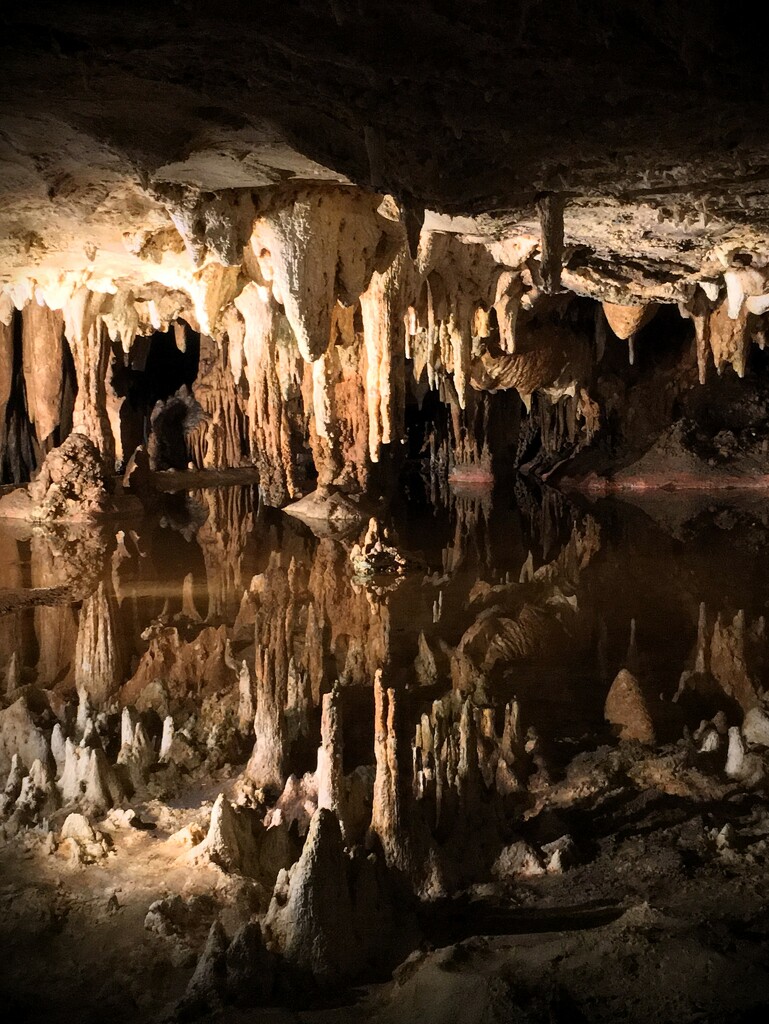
[360,248,411,462]
[186,333,246,470]
[21,302,65,458]
[685,287,713,384]
[62,289,115,466]
[494,271,524,353]
[301,304,372,494]
[250,187,397,363]
[234,284,299,506]
[708,298,752,378]
[602,302,658,341]
[536,193,565,294]
[0,316,12,471]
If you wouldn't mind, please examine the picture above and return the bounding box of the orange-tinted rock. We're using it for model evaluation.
[602,302,658,340]
[604,668,655,744]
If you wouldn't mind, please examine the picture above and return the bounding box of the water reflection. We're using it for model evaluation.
[3,481,768,760]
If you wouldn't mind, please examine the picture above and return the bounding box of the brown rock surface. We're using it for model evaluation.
[604,669,656,744]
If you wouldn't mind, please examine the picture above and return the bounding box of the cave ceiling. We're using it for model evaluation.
[2,0,769,304]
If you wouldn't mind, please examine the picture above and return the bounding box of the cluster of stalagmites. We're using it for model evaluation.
[153,666,769,1013]
[602,603,769,786]
[0,675,235,848]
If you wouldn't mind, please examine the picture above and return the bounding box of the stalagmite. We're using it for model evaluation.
[725,726,746,778]
[0,432,113,521]
[5,652,21,695]
[59,739,125,816]
[743,707,769,748]
[14,758,60,822]
[117,720,156,788]
[370,670,440,893]
[60,812,110,862]
[0,755,25,818]
[159,715,175,761]
[316,684,345,831]
[710,610,759,712]
[0,695,51,776]
[237,660,254,733]
[604,669,655,744]
[262,808,360,987]
[371,670,405,866]
[497,698,527,792]
[50,723,66,775]
[195,793,261,876]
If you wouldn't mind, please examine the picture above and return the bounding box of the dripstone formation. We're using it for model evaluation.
[3,5,769,1023]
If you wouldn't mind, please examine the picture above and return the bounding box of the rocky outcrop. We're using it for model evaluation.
[263,807,407,989]
[0,432,114,521]
[188,792,297,890]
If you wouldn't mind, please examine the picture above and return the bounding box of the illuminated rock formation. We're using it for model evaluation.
[0,432,113,521]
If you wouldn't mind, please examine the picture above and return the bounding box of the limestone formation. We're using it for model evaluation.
[6,8,769,1021]
[0,432,113,521]
[263,807,404,988]
[21,302,65,457]
[189,792,296,889]
[0,695,51,776]
[605,670,656,745]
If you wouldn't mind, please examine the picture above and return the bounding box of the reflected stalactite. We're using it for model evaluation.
[247,644,288,791]
[308,537,391,690]
[74,577,126,706]
[193,486,257,622]
[29,532,80,691]
[677,602,766,716]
